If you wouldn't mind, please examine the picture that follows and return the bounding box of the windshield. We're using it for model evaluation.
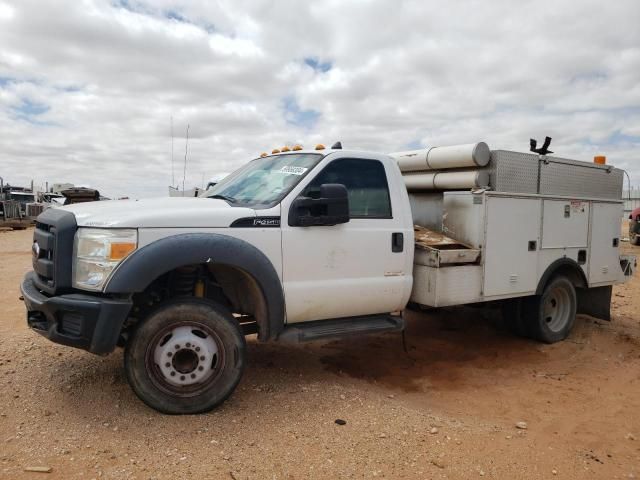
[203,153,323,208]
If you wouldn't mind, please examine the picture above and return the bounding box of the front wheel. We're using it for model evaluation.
[523,277,577,344]
[125,298,246,414]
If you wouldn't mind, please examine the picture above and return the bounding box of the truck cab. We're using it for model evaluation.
[21,147,414,414]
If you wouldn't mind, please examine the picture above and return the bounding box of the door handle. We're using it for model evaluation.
[392,232,404,253]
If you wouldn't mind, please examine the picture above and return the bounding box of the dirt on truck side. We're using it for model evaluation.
[0,226,639,479]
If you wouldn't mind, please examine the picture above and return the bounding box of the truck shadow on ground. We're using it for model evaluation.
[309,307,639,395]
[50,305,631,417]
[248,306,552,395]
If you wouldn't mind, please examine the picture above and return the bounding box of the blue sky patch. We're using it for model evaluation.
[112,0,145,13]
[164,9,215,33]
[165,10,187,23]
[606,130,640,145]
[11,99,52,125]
[304,57,332,73]
[283,96,320,128]
[570,71,608,84]
[580,129,640,147]
[58,84,83,93]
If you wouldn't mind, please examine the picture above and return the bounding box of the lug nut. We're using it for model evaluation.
[165,362,170,368]
[191,374,196,379]
[170,371,175,376]
[200,355,205,361]
[198,366,204,371]
[186,342,191,347]
[167,352,173,357]
[180,375,185,381]
[174,345,180,350]
[195,347,200,352]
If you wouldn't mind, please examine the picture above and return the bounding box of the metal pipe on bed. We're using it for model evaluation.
[390,142,491,172]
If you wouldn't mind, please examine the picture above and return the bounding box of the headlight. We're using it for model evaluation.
[73,228,137,291]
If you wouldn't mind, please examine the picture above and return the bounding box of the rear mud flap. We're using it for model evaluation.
[577,286,612,321]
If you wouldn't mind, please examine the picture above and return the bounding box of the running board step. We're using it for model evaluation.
[277,315,404,343]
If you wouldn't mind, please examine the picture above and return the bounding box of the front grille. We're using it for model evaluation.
[32,209,77,295]
[33,222,54,286]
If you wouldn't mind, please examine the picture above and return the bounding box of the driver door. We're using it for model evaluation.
[281,156,407,323]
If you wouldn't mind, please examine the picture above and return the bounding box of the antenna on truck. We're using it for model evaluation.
[530,136,553,155]
[182,124,190,195]
[171,116,175,187]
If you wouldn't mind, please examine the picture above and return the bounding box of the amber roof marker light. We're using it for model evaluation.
[315,144,325,150]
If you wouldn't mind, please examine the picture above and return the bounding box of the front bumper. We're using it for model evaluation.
[20,271,132,355]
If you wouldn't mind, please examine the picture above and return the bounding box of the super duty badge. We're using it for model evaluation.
[231,217,281,228]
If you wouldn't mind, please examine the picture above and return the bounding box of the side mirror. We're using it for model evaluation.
[288,183,350,227]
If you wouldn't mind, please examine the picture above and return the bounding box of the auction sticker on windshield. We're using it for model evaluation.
[278,166,308,175]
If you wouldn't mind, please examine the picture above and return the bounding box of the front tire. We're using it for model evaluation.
[523,277,577,344]
[125,298,246,414]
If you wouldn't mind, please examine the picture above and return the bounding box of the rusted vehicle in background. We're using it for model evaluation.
[630,207,640,245]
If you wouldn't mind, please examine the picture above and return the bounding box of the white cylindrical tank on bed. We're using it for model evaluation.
[433,170,489,190]
[402,170,489,191]
[391,142,491,172]
[402,172,437,190]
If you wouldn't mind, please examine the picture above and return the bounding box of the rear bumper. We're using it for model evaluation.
[20,272,132,355]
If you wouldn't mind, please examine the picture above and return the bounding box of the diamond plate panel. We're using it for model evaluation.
[485,150,623,200]
[539,157,623,200]
[486,150,539,194]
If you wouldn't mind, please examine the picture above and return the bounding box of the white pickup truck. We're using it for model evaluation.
[21,143,634,413]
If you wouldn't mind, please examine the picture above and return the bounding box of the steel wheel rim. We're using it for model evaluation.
[543,287,570,332]
[145,321,226,397]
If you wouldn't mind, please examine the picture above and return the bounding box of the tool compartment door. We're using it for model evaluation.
[541,200,589,248]
[483,196,541,297]
[588,202,623,285]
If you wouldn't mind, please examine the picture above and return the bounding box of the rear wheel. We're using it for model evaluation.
[125,298,246,414]
[523,277,577,343]
[631,232,640,246]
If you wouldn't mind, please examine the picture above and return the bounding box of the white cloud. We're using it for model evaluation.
[0,0,639,198]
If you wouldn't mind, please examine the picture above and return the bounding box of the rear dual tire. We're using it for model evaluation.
[502,276,577,344]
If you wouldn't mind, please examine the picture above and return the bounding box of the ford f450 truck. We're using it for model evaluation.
[21,143,635,413]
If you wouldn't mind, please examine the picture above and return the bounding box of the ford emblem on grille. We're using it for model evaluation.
[32,241,40,258]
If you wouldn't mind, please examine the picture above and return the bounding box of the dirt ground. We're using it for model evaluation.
[1,226,639,479]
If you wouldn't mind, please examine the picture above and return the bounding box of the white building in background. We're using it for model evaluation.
[51,183,74,194]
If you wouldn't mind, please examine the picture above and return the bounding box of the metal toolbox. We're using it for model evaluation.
[487,150,623,200]
[413,226,480,268]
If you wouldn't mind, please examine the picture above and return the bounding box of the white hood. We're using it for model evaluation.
[64,197,257,228]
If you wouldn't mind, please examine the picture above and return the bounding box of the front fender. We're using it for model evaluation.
[104,233,284,340]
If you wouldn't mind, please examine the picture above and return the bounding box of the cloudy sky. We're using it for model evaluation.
[0,0,639,198]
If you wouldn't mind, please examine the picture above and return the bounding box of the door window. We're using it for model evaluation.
[306,158,392,218]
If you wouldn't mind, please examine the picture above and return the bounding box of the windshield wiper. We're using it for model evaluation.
[208,194,237,203]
